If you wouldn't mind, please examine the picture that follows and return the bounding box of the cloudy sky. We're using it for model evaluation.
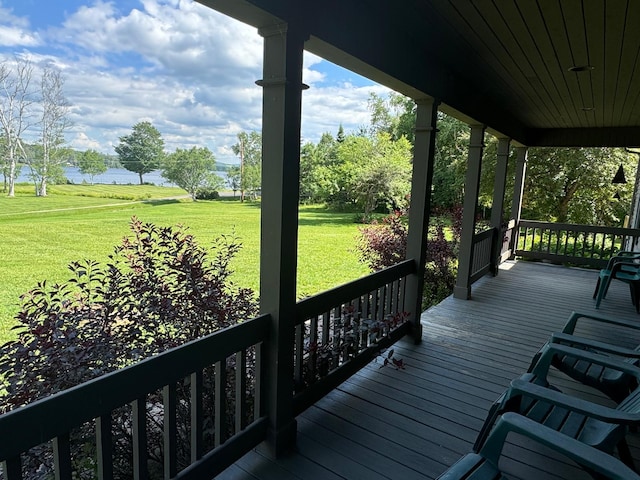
[0,0,388,164]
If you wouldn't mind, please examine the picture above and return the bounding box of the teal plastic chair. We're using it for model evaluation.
[528,311,640,402]
[594,252,640,310]
[475,344,640,470]
[439,413,639,480]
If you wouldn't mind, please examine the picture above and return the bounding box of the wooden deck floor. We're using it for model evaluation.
[216,260,640,480]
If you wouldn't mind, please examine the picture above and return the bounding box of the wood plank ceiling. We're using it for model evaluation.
[199,0,640,147]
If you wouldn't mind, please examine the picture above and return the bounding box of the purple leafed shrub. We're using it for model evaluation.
[357,207,462,309]
[0,217,258,478]
[357,210,408,271]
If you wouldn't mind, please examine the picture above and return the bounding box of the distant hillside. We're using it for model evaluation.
[215,162,237,172]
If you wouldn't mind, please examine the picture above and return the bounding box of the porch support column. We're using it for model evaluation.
[509,146,528,256]
[257,22,306,457]
[490,137,511,274]
[453,124,486,300]
[405,97,439,344]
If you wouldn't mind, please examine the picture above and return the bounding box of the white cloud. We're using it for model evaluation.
[0,4,40,46]
[0,0,384,163]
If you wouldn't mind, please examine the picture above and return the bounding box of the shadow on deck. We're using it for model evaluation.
[217,260,640,480]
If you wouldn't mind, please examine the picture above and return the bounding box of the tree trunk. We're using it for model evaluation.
[139,172,144,185]
[557,181,579,222]
[7,158,15,197]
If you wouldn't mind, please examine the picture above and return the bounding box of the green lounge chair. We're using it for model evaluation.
[439,413,639,480]
[528,311,640,402]
[594,252,640,310]
[475,344,640,470]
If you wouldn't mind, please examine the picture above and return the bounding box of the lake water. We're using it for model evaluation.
[16,166,227,187]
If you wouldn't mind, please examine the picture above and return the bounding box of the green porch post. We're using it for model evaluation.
[453,124,486,300]
[509,146,528,256]
[257,22,306,457]
[490,137,511,274]
[405,97,439,343]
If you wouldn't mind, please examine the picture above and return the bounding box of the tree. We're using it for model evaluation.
[78,149,107,184]
[522,147,635,226]
[299,131,339,203]
[432,113,470,209]
[231,131,261,201]
[0,57,34,197]
[161,146,222,200]
[227,165,241,197]
[115,121,165,185]
[334,132,412,220]
[29,68,72,196]
[368,92,416,143]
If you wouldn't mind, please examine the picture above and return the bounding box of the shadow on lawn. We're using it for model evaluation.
[143,199,183,206]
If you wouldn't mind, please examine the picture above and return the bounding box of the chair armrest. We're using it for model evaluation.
[550,332,640,358]
[562,310,640,334]
[611,261,640,275]
[530,343,640,382]
[509,379,639,424]
[606,252,640,269]
[479,413,640,480]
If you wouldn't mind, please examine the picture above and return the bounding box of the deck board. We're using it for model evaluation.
[216,260,640,479]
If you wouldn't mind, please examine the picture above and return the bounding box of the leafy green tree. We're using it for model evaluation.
[115,121,165,185]
[161,146,222,200]
[232,131,261,201]
[522,147,635,225]
[300,132,339,203]
[227,165,241,197]
[368,92,416,144]
[432,114,470,210]
[334,132,412,220]
[78,149,107,184]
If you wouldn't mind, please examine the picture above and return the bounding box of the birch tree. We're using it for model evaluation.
[30,67,71,196]
[0,58,34,197]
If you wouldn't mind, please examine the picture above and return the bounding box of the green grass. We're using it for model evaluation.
[0,186,370,343]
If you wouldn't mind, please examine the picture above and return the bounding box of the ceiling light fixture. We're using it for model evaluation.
[612,164,627,184]
[568,65,594,72]
[581,107,595,112]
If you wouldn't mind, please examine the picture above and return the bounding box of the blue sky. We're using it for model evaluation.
[0,0,387,164]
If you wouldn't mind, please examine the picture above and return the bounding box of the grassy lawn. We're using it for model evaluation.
[0,186,370,343]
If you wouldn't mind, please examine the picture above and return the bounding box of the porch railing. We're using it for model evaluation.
[0,262,414,479]
[470,228,496,283]
[515,220,640,268]
[292,259,415,414]
[0,315,270,480]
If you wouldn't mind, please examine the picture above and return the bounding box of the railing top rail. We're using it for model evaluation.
[0,314,271,461]
[473,228,495,242]
[519,219,640,237]
[295,259,415,323]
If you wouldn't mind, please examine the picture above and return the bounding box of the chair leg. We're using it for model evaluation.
[617,438,636,472]
[628,283,637,310]
[595,274,610,308]
[473,394,508,452]
[593,277,601,299]
[634,282,640,313]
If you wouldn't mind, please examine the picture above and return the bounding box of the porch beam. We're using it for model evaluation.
[509,146,528,256]
[454,124,486,299]
[257,22,306,457]
[490,137,511,274]
[405,97,439,343]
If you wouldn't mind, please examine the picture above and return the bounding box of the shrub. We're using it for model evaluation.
[195,187,220,200]
[0,217,258,478]
[357,207,462,310]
